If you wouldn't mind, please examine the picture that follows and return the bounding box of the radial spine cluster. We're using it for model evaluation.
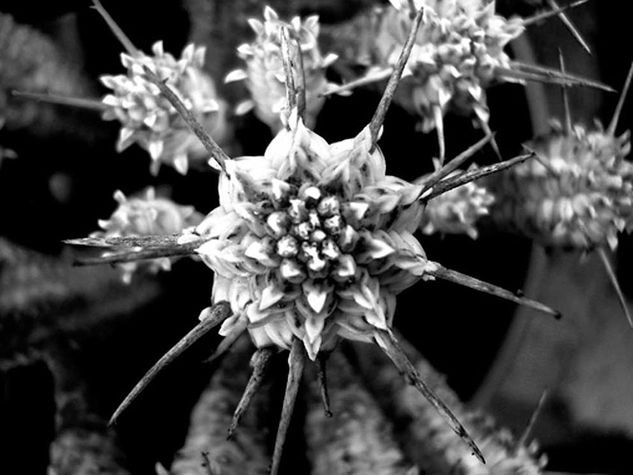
[192,118,434,360]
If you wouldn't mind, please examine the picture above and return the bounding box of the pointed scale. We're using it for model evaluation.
[433,105,446,165]
[369,6,425,148]
[204,319,249,365]
[109,302,231,426]
[270,339,306,475]
[373,330,486,464]
[425,262,561,318]
[227,347,275,439]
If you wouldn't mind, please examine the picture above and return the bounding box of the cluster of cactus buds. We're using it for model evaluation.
[93,187,202,283]
[420,164,495,239]
[101,41,228,175]
[225,6,339,132]
[495,120,633,250]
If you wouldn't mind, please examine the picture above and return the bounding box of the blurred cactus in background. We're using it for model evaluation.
[1,1,632,474]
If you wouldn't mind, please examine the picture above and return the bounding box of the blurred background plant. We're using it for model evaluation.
[1,1,632,474]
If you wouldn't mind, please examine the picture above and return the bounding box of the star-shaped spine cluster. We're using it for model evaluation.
[193,119,431,359]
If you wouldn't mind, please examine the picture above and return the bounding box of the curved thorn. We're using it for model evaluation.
[270,339,306,475]
[316,354,333,417]
[141,65,229,173]
[425,262,561,318]
[423,152,535,201]
[521,0,590,28]
[369,6,425,148]
[109,302,231,426]
[517,389,549,449]
[91,0,140,57]
[227,348,275,439]
[374,330,485,465]
[11,90,107,112]
[607,61,633,136]
[416,133,493,197]
[598,248,633,331]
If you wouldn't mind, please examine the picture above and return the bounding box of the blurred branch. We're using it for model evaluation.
[305,351,417,474]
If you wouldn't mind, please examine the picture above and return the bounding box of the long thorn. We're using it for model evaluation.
[321,68,393,97]
[521,0,589,28]
[598,247,633,331]
[369,6,425,148]
[270,339,306,475]
[517,389,549,449]
[434,105,446,164]
[280,27,297,118]
[109,302,231,426]
[142,65,229,173]
[91,0,140,57]
[546,0,592,54]
[501,62,615,92]
[316,354,333,418]
[373,330,485,464]
[11,91,107,112]
[607,61,633,136]
[425,262,561,318]
[227,348,275,439]
[416,133,493,196]
[423,152,535,201]
[558,49,573,134]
